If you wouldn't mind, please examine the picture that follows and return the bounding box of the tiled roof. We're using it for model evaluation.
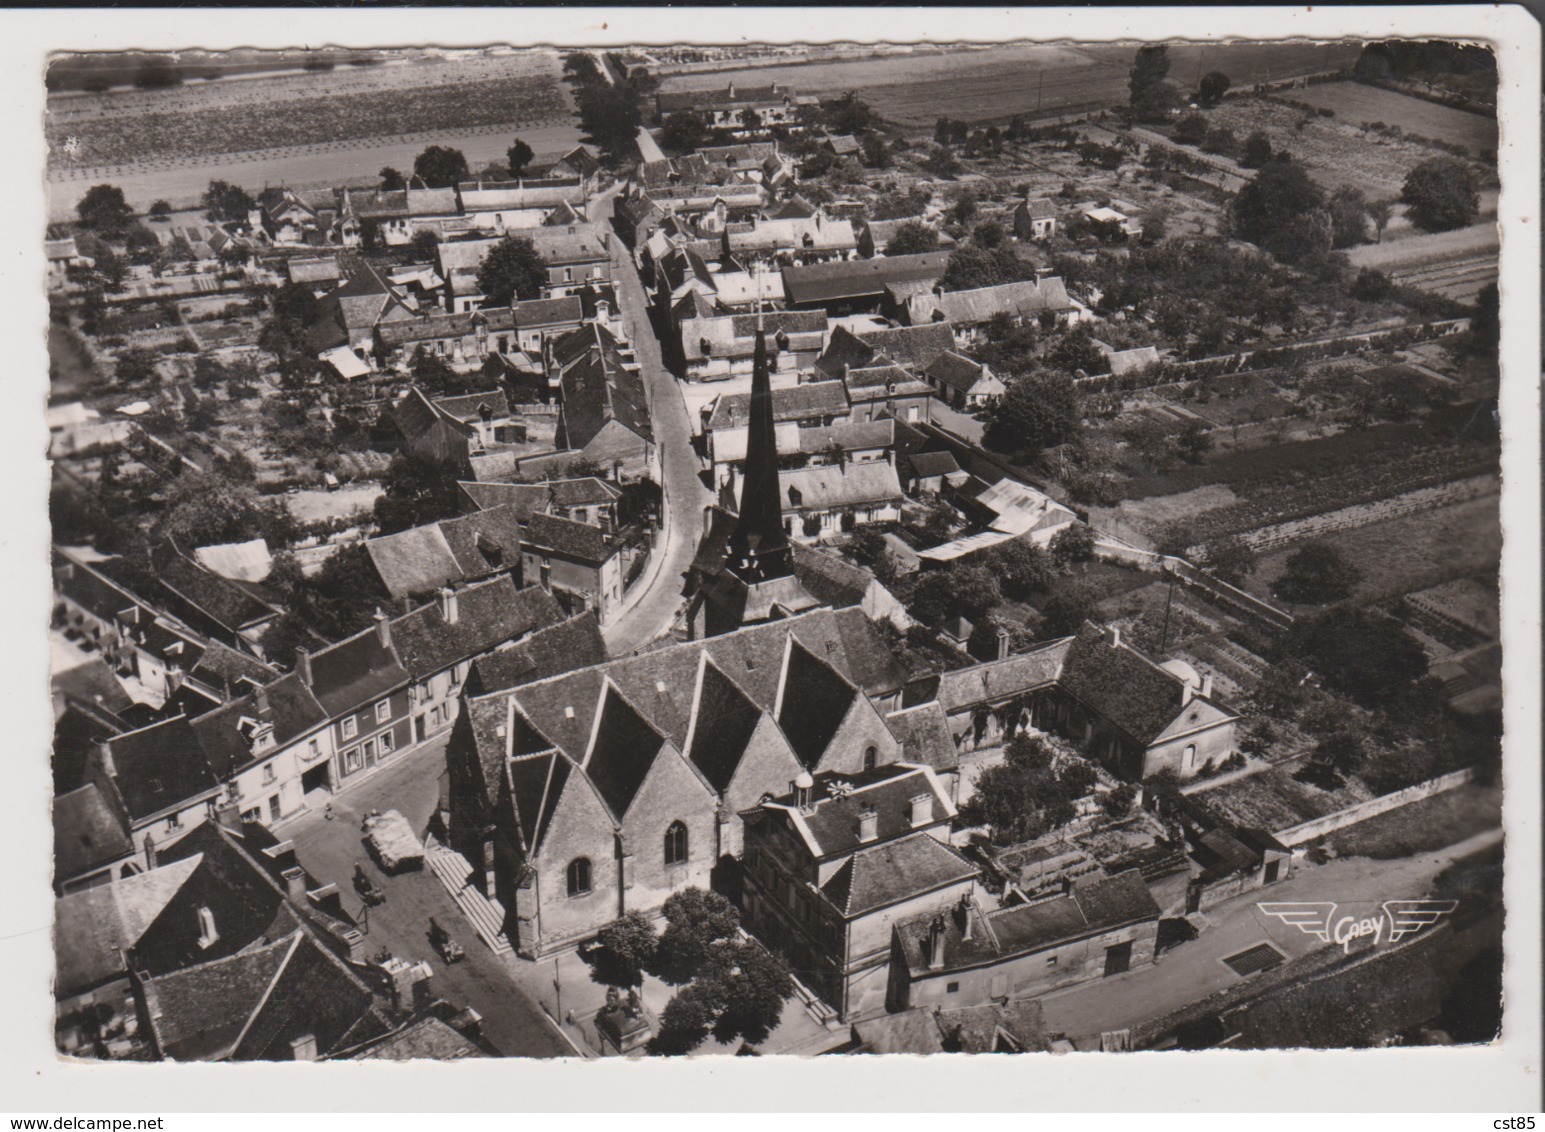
[925,351,993,394]
[909,450,961,479]
[706,381,849,431]
[467,613,608,696]
[366,505,523,600]
[376,310,515,349]
[682,309,828,363]
[304,626,409,720]
[389,579,562,681]
[656,84,793,114]
[729,216,857,254]
[52,782,133,882]
[779,461,904,512]
[432,389,512,423]
[548,477,622,507]
[843,363,933,402]
[457,481,551,519]
[932,637,1074,714]
[52,657,135,716]
[191,672,326,780]
[522,512,613,565]
[142,932,296,1061]
[229,930,389,1060]
[55,854,202,997]
[150,541,279,634]
[347,1016,484,1060]
[786,542,874,611]
[908,278,1072,326]
[846,322,959,371]
[783,251,951,305]
[554,323,653,448]
[510,295,584,328]
[103,716,222,822]
[820,831,976,917]
[1020,197,1058,221]
[1058,624,1187,745]
[884,702,958,771]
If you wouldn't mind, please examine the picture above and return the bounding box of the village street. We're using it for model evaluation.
[598,191,712,656]
[282,736,573,1058]
[1036,826,1503,1043]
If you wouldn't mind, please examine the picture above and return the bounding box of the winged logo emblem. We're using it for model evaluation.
[1258,900,1457,953]
[1383,900,1459,943]
[1258,902,1336,942]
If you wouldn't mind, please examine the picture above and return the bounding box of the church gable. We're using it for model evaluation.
[813,688,901,776]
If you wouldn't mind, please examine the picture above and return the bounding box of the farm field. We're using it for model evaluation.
[1244,489,1502,606]
[1348,223,1500,302]
[656,42,1363,130]
[1200,94,1481,199]
[1282,81,1498,154]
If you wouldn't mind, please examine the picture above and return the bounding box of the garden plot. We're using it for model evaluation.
[1197,764,1373,835]
[287,483,384,526]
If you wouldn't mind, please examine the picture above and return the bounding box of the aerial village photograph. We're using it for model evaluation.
[30,14,1524,1082]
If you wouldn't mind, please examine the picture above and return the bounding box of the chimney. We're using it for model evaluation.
[958,893,974,942]
[856,805,879,843]
[909,793,934,828]
[1201,673,1214,700]
[927,914,948,970]
[995,625,1012,661]
[596,298,610,323]
[374,607,392,649]
[293,647,312,687]
[213,800,243,832]
[1105,625,1121,650]
[143,834,158,871]
[792,771,814,813]
[255,682,273,717]
[166,664,184,694]
[727,82,736,99]
[282,866,308,905]
[289,1033,318,1062]
[196,905,220,950]
[439,586,459,625]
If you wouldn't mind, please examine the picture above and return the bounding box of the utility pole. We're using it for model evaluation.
[1159,573,1177,652]
[1036,70,1044,114]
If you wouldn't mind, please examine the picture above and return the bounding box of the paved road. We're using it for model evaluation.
[282,736,570,1058]
[1036,827,1504,1042]
[599,193,712,656]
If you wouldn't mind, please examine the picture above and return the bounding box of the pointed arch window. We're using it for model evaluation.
[664,820,689,867]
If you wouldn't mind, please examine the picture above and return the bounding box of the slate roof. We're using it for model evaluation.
[191,672,326,780]
[682,309,828,364]
[55,854,202,998]
[467,613,608,696]
[103,716,222,822]
[53,782,134,883]
[686,659,770,793]
[787,542,875,612]
[52,657,135,716]
[553,323,654,448]
[843,362,933,402]
[584,685,668,819]
[304,626,409,720]
[706,380,849,431]
[909,450,962,479]
[548,477,622,507]
[784,765,949,855]
[820,832,977,918]
[522,512,613,565]
[1058,623,1188,745]
[389,579,562,681]
[783,251,952,306]
[777,640,859,769]
[510,294,584,328]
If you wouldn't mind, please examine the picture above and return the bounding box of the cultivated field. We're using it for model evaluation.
[1347,224,1500,303]
[1282,81,1498,155]
[655,42,1364,131]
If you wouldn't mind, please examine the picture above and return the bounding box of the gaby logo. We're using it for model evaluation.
[1258,901,1458,954]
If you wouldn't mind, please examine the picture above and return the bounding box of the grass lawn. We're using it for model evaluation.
[1322,783,1502,860]
[1244,490,1502,605]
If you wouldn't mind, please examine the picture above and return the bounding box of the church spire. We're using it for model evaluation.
[726,324,791,582]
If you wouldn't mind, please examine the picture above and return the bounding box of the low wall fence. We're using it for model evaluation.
[1273,767,1475,847]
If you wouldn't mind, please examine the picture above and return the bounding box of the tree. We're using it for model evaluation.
[660,111,708,154]
[885,220,940,256]
[983,370,1082,455]
[972,220,1006,250]
[114,346,160,387]
[148,199,172,219]
[941,245,1020,291]
[1273,541,1361,604]
[958,745,1097,845]
[1202,535,1256,586]
[1044,325,1108,376]
[379,167,407,191]
[201,180,256,224]
[922,146,962,179]
[1198,70,1231,107]
[475,235,547,306]
[1202,127,1239,159]
[950,193,978,226]
[1174,113,1209,147]
[1128,45,1177,120]
[989,539,1057,596]
[1367,198,1394,243]
[413,145,470,189]
[1173,418,1214,464]
[587,912,659,988]
[506,138,535,178]
[157,469,294,549]
[76,184,133,231]
[373,451,464,534]
[821,93,875,135]
[1328,185,1372,248]
[1101,782,1138,818]
[576,81,645,159]
[1040,579,1104,637]
[1350,267,1395,302]
[1283,606,1429,709]
[648,938,793,1055]
[1049,523,1096,568]
[907,564,1002,626]
[868,187,931,221]
[1241,130,1273,168]
[1401,157,1478,232]
[1232,160,1331,264]
[859,134,891,169]
[652,889,742,986]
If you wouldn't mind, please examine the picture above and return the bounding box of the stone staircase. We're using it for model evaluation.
[423,836,513,957]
